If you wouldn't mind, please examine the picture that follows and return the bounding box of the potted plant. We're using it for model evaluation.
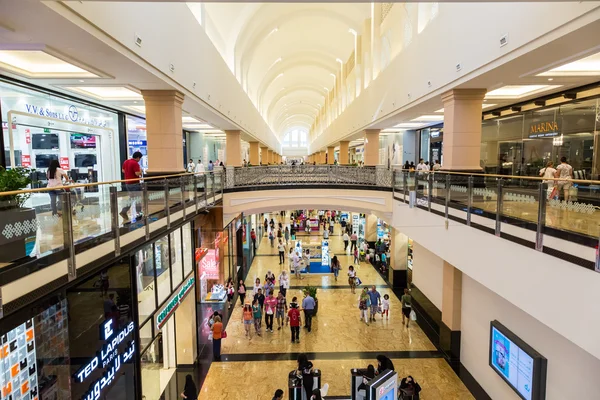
[0,166,37,262]
[303,284,318,315]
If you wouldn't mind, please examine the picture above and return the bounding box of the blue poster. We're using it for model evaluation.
[492,328,510,378]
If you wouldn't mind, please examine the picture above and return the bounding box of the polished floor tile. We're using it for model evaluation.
[199,358,474,400]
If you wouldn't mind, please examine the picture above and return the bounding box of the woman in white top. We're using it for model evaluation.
[253,277,262,295]
[47,159,72,216]
[348,266,357,294]
[278,270,289,297]
[539,161,557,199]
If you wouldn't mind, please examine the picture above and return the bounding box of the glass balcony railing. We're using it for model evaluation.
[0,172,223,272]
[391,168,599,271]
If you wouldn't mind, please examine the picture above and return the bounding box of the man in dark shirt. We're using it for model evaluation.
[120,151,143,222]
[253,288,265,310]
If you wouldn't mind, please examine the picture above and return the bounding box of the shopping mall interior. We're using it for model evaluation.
[1,1,600,399]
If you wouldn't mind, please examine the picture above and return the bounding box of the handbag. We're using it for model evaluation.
[355,277,362,286]
[221,330,227,339]
[410,310,417,321]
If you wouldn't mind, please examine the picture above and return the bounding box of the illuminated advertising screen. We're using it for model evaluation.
[0,319,38,400]
[489,320,547,400]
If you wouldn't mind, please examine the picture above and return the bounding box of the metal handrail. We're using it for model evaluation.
[0,171,221,197]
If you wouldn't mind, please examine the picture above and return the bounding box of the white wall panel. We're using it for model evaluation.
[461,274,600,399]
[412,242,443,310]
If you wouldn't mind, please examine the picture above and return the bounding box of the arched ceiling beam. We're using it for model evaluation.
[267,84,328,118]
[273,105,319,130]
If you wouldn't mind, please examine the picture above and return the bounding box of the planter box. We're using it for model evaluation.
[0,208,37,262]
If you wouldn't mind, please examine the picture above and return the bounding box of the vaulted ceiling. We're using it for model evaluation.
[201,3,369,140]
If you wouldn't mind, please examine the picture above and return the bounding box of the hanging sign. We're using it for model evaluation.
[25,129,31,144]
[21,154,31,167]
[156,277,195,329]
[60,157,70,170]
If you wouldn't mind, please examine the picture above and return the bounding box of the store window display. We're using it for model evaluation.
[0,80,120,183]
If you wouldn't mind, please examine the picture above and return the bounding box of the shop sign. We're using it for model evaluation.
[128,140,147,146]
[528,120,560,138]
[25,129,31,144]
[195,247,208,262]
[21,154,31,167]
[156,277,195,329]
[23,103,109,128]
[60,157,70,170]
[199,249,219,280]
[352,214,359,235]
[74,319,135,400]
[321,240,329,266]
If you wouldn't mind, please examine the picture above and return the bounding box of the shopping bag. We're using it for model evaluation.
[549,186,558,200]
[410,310,417,321]
[208,331,213,341]
[377,306,383,314]
[222,331,227,339]
[355,277,362,286]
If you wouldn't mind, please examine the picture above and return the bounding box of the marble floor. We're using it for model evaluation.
[198,212,474,399]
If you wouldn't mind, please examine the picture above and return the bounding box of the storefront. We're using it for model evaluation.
[415,124,443,165]
[0,256,138,400]
[135,223,197,400]
[126,114,148,171]
[481,97,600,178]
[0,79,122,182]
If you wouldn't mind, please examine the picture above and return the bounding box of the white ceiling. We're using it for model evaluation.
[203,3,368,138]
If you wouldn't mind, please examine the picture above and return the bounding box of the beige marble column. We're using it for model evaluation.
[260,146,268,165]
[327,146,335,165]
[142,90,185,173]
[320,151,326,164]
[442,261,462,330]
[440,89,487,171]
[249,142,259,166]
[366,213,378,242]
[364,129,380,166]
[266,150,271,164]
[225,130,242,167]
[389,228,409,287]
[339,141,350,165]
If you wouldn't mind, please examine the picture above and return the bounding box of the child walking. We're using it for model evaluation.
[382,294,390,319]
[353,247,359,264]
[252,299,263,336]
[242,303,253,339]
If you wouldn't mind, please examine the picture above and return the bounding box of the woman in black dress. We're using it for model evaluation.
[297,353,314,400]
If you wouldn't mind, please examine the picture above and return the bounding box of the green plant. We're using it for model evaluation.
[0,167,35,210]
[304,284,317,300]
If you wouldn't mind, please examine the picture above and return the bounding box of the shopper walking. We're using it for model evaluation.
[186,159,196,173]
[288,297,302,343]
[181,374,198,400]
[211,316,223,361]
[284,226,290,245]
[278,240,286,265]
[119,151,143,222]
[279,270,290,297]
[330,255,341,282]
[276,291,288,330]
[265,270,276,285]
[238,280,247,306]
[253,277,262,295]
[272,389,284,400]
[293,251,303,280]
[242,303,253,339]
[539,162,558,199]
[253,288,265,310]
[359,288,370,325]
[46,159,72,217]
[302,291,316,332]
[382,294,390,319]
[252,298,262,336]
[226,278,234,309]
[348,265,357,293]
[350,232,358,252]
[368,286,381,322]
[269,230,275,247]
[288,247,295,270]
[250,228,257,251]
[401,288,413,327]
[555,156,574,202]
[264,292,277,332]
[343,232,350,251]
[353,247,360,265]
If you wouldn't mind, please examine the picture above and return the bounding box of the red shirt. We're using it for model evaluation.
[288,308,300,327]
[251,231,256,240]
[122,159,141,183]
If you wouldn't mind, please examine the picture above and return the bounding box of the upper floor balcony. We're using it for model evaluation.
[0,164,597,318]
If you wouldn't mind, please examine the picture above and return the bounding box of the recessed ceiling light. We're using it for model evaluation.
[78,80,85,83]
[411,115,445,122]
[485,85,561,99]
[182,116,202,123]
[184,123,214,130]
[393,123,426,129]
[538,52,600,76]
[436,103,497,113]
[64,86,142,101]
[547,78,553,81]
[0,50,98,78]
